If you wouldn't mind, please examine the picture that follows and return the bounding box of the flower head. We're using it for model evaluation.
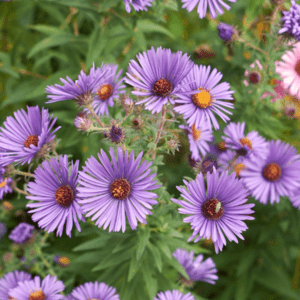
[74,112,92,132]
[290,188,300,209]
[154,289,195,300]
[87,64,126,116]
[261,79,288,102]
[0,176,13,200]
[218,23,234,41]
[172,169,254,253]
[71,281,119,300]
[173,249,218,284]
[278,0,300,40]
[9,275,64,300]
[276,42,300,99]
[0,270,31,300]
[240,140,300,205]
[46,64,106,105]
[222,121,269,161]
[8,222,34,244]
[78,147,161,232]
[125,47,193,113]
[194,44,216,60]
[0,222,6,240]
[174,64,234,130]
[179,122,214,161]
[109,125,125,144]
[243,60,263,94]
[123,0,153,13]
[26,155,85,237]
[181,0,236,19]
[0,106,60,166]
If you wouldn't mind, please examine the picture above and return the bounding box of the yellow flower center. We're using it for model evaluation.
[234,163,246,177]
[110,179,131,200]
[239,137,252,150]
[191,124,201,140]
[0,179,7,188]
[97,84,113,101]
[58,256,70,267]
[263,163,282,182]
[192,88,212,109]
[29,290,46,300]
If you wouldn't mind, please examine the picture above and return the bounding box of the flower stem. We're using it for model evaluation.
[237,38,268,56]
[86,104,105,128]
[12,170,34,178]
[118,112,131,127]
[292,249,300,289]
[14,186,30,196]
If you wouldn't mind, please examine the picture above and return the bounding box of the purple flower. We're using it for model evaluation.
[240,140,300,205]
[179,121,214,161]
[0,176,13,200]
[222,122,269,160]
[201,153,219,174]
[9,275,64,300]
[123,0,153,13]
[174,64,234,130]
[71,281,119,300]
[125,47,194,114]
[217,23,234,41]
[154,290,195,300]
[0,106,60,166]
[109,125,125,144]
[173,249,218,284]
[74,112,92,132]
[78,147,161,232]
[0,270,31,300]
[26,155,85,237]
[181,0,236,19]
[86,64,126,116]
[46,64,106,105]
[172,168,254,253]
[278,0,300,40]
[8,222,34,244]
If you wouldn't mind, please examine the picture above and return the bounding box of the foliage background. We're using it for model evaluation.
[1,0,300,299]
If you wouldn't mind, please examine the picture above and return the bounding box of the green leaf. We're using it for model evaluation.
[27,33,87,58]
[155,239,172,259]
[136,226,151,260]
[147,242,163,273]
[165,255,189,280]
[73,251,101,264]
[134,29,147,52]
[142,260,158,300]
[128,249,144,282]
[137,19,175,39]
[72,235,111,252]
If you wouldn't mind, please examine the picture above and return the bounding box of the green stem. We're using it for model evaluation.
[225,154,240,171]
[237,38,268,56]
[86,104,105,128]
[14,186,30,196]
[118,112,131,127]
[12,170,34,178]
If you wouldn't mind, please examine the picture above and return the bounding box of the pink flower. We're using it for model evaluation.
[261,79,288,103]
[275,42,300,99]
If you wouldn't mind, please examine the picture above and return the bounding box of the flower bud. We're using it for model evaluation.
[109,125,124,144]
[217,23,234,41]
[193,44,216,60]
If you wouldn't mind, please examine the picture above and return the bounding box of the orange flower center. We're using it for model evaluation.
[191,124,201,140]
[110,179,131,200]
[239,137,252,150]
[0,179,7,188]
[295,60,300,76]
[153,78,173,97]
[58,256,70,267]
[192,88,212,109]
[97,84,113,101]
[217,141,227,152]
[55,185,74,207]
[234,163,246,177]
[24,135,39,148]
[202,198,224,220]
[263,163,282,182]
[29,290,46,300]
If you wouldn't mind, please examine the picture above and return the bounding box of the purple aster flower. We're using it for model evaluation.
[9,275,64,300]
[240,140,300,205]
[181,0,236,19]
[8,222,34,244]
[278,0,300,40]
[172,168,255,253]
[109,125,125,144]
[0,270,31,300]
[222,121,269,160]
[173,249,218,284]
[154,289,195,300]
[217,23,234,41]
[124,0,153,13]
[78,147,161,232]
[86,64,126,116]
[26,155,85,237]
[64,294,76,300]
[0,106,60,166]
[179,121,214,161]
[71,281,119,300]
[0,176,13,200]
[46,63,106,105]
[174,64,234,130]
[0,222,7,240]
[125,47,194,114]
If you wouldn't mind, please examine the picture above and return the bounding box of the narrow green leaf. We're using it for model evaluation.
[72,235,111,252]
[137,19,175,39]
[155,239,172,259]
[136,226,151,260]
[142,260,158,300]
[165,255,189,280]
[147,242,163,273]
[73,251,101,264]
[134,29,147,52]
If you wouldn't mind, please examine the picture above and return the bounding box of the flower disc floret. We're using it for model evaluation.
[78,147,161,232]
